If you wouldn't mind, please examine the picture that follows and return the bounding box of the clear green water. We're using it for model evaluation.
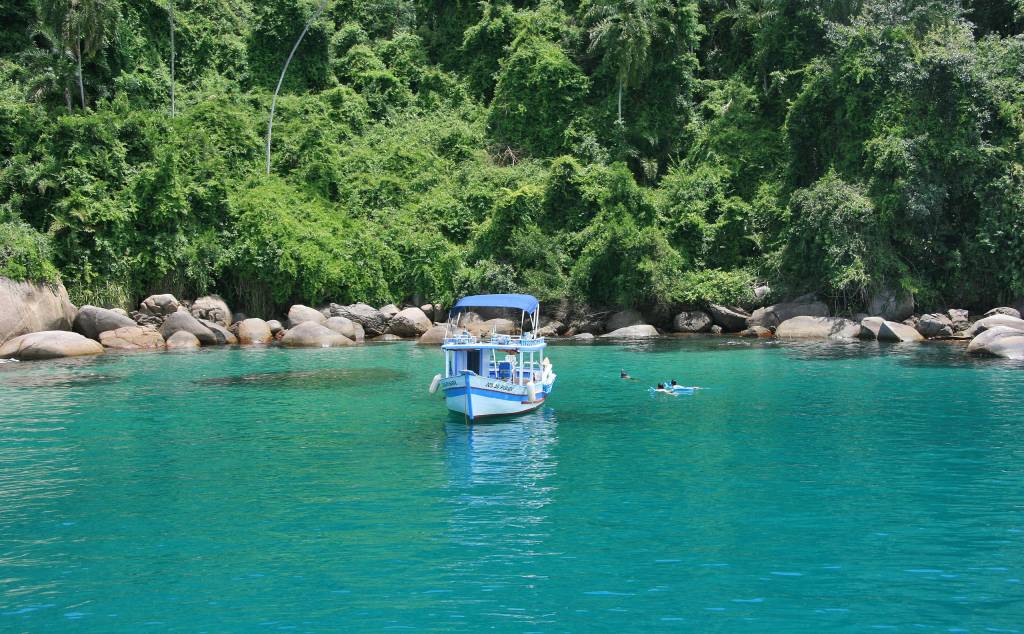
[1,339,1023,632]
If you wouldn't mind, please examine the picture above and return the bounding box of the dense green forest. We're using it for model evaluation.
[1,0,1023,316]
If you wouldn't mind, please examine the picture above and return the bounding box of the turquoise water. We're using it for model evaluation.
[1,338,1022,632]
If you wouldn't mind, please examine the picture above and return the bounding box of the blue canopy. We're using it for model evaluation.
[451,294,539,315]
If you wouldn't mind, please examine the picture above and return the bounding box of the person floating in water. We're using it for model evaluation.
[620,369,631,379]
[655,383,669,393]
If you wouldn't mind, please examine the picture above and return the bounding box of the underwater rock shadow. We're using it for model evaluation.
[194,367,408,389]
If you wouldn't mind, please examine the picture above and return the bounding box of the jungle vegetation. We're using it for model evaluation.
[1,0,1023,316]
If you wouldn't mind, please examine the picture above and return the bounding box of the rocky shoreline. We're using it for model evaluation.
[1,277,1023,362]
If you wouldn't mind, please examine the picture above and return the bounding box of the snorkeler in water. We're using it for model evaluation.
[621,369,631,379]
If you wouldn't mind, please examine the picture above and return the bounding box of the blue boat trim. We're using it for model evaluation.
[444,387,548,403]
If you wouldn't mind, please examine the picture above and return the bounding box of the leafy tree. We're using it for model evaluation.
[35,0,119,109]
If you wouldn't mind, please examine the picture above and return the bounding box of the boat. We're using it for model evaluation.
[427,294,556,421]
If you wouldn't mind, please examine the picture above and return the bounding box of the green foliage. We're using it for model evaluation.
[675,268,755,306]
[0,219,60,283]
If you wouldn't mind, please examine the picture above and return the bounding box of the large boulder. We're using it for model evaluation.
[190,295,232,327]
[280,321,353,347]
[387,307,432,337]
[705,304,750,332]
[868,288,915,322]
[372,334,403,342]
[0,330,103,361]
[266,320,284,335]
[330,303,389,336]
[198,318,237,345]
[99,326,165,350]
[160,311,219,346]
[917,313,955,338]
[573,332,596,341]
[477,318,516,336]
[417,324,448,345]
[606,309,645,332]
[420,303,442,322]
[984,306,1021,319]
[0,277,78,344]
[672,310,712,333]
[600,324,659,339]
[138,293,179,318]
[877,320,924,342]
[379,304,400,319]
[567,311,609,336]
[165,330,201,350]
[237,318,273,345]
[73,305,137,341]
[748,298,829,330]
[536,320,564,337]
[324,316,359,339]
[964,314,1024,338]
[287,304,326,328]
[859,316,886,340]
[775,316,860,340]
[967,326,1024,359]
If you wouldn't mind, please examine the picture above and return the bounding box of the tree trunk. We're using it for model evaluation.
[76,36,85,109]
[169,0,176,117]
[265,0,330,175]
[617,80,623,125]
[65,86,73,113]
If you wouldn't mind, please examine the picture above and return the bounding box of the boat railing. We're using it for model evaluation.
[443,331,546,346]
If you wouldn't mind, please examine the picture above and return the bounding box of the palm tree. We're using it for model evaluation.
[265,0,330,175]
[35,0,117,109]
[586,0,674,125]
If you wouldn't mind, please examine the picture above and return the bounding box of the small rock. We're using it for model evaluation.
[710,325,723,335]
[984,307,1021,319]
[572,332,596,341]
[379,304,400,319]
[99,326,165,350]
[706,304,751,332]
[606,309,645,332]
[73,305,137,341]
[739,326,773,338]
[237,318,273,344]
[877,320,924,342]
[859,317,886,340]
[324,316,359,339]
[947,309,969,332]
[417,324,448,345]
[138,294,179,318]
[0,330,104,360]
[266,320,284,335]
[190,295,232,327]
[372,334,403,342]
[536,320,564,337]
[672,310,712,333]
[165,330,201,350]
[775,316,859,339]
[160,312,220,346]
[287,304,327,328]
[280,322,354,348]
[198,318,237,345]
[387,307,432,337]
[600,325,659,339]
[917,313,954,338]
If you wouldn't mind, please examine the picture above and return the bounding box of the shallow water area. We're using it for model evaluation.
[1,338,1022,631]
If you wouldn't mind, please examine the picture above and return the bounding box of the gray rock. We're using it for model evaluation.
[567,311,609,336]
[479,318,516,335]
[372,334,403,342]
[379,304,400,319]
[330,303,389,336]
[740,326,773,338]
[165,330,201,350]
[859,316,886,340]
[138,293,179,318]
[877,320,924,342]
[964,315,1024,338]
[572,332,596,341]
[73,305,137,340]
[754,283,772,301]
[130,311,163,327]
[417,324,448,345]
[917,313,954,338]
[352,323,365,342]
[967,325,1024,359]
[280,321,353,347]
[190,295,231,326]
[266,320,284,335]
[99,326,165,350]
[287,304,326,328]
[0,277,78,344]
[0,330,103,360]
[536,320,564,337]
[600,325,659,339]
[232,312,248,324]
[710,325,723,335]
[672,310,712,333]
[868,288,915,322]
[198,318,237,345]
[160,311,219,346]
[706,304,750,332]
[606,309,645,332]
[237,318,273,344]
[748,299,829,330]
[420,303,442,322]
[324,316,358,339]
[984,307,1021,319]
[775,316,860,340]
[947,309,969,332]
[387,307,432,337]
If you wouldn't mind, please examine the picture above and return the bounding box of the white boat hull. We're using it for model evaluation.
[441,374,555,419]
